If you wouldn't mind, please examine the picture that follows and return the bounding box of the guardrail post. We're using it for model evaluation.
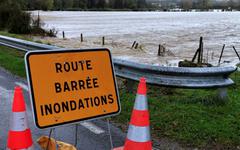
[126,79,135,93]
[217,87,228,103]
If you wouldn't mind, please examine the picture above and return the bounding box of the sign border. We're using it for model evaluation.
[25,48,121,129]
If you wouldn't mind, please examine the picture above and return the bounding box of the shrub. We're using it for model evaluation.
[0,1,57,36]
[0,1,11,29]
[0,0,31,34]
[30,14,57,37]
[8,11,31,34]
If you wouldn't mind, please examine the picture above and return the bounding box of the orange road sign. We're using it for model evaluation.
[25,49,120,129]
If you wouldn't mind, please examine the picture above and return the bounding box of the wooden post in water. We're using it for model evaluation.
[131,41,136,48]
[218,44,225,66]
[163,45,166,54]
[233,46,240,61]
[102,36,105,45]
[197,37,203,65]
[158,44,161,56]
[192,48,200,62]
[158,44,165,56]
[135,43,138,49]
[81,33,83,42]
[200,42,204,64]
[62,31,65,39]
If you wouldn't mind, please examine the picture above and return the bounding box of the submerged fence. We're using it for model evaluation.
[0,35,236,89]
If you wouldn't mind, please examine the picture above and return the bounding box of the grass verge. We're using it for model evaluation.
[0,31,32,41]
[0,45,240,149]
[0,46,25,77]
[113,83,240,149]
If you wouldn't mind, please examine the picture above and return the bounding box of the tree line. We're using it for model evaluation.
[0,0,149,34]
[181,0,240,10]
[25,0,149,11]
[4,0,239,11]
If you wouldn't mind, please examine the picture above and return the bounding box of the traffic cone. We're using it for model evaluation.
[7,86,34,150]
[114,77,152,150]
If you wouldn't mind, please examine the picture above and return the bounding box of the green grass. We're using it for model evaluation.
[0,46,25,77]
[1,45,240,148]
[0,31,32,41]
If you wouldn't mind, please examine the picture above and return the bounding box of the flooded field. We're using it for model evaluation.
[32,11,240,66]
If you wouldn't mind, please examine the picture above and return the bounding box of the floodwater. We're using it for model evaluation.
[32,11,240,66]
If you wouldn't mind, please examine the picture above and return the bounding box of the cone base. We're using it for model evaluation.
[7,128,33,149]
[124,139,152,150]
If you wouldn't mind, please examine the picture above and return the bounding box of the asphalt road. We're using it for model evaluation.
[0,67,125,150]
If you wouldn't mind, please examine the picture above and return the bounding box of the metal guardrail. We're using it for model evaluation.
[0,35,237,88]
[0,35,58,51]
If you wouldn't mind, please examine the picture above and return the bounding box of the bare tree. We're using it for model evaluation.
[228,0,240,9]
[197,0,211,10]
[182,0,192,10]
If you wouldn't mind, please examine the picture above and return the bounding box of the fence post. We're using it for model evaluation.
[158,44,161,56]
[198,37,203,64]
[217,88,228,103]
[218,44,225,66]
[158,44,166,56]
[134,43,138,49]
[102,36,105,45]
[131,41,136,48]
[233,46,240,61]
[62,31,65,39]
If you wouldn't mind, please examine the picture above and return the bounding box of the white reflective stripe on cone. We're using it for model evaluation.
[10,112,28,131]
[134,95,148,111]
[127,125,151,142]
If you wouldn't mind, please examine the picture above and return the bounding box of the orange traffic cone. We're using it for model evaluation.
[114,77,152,150]
[7,86,34,150]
